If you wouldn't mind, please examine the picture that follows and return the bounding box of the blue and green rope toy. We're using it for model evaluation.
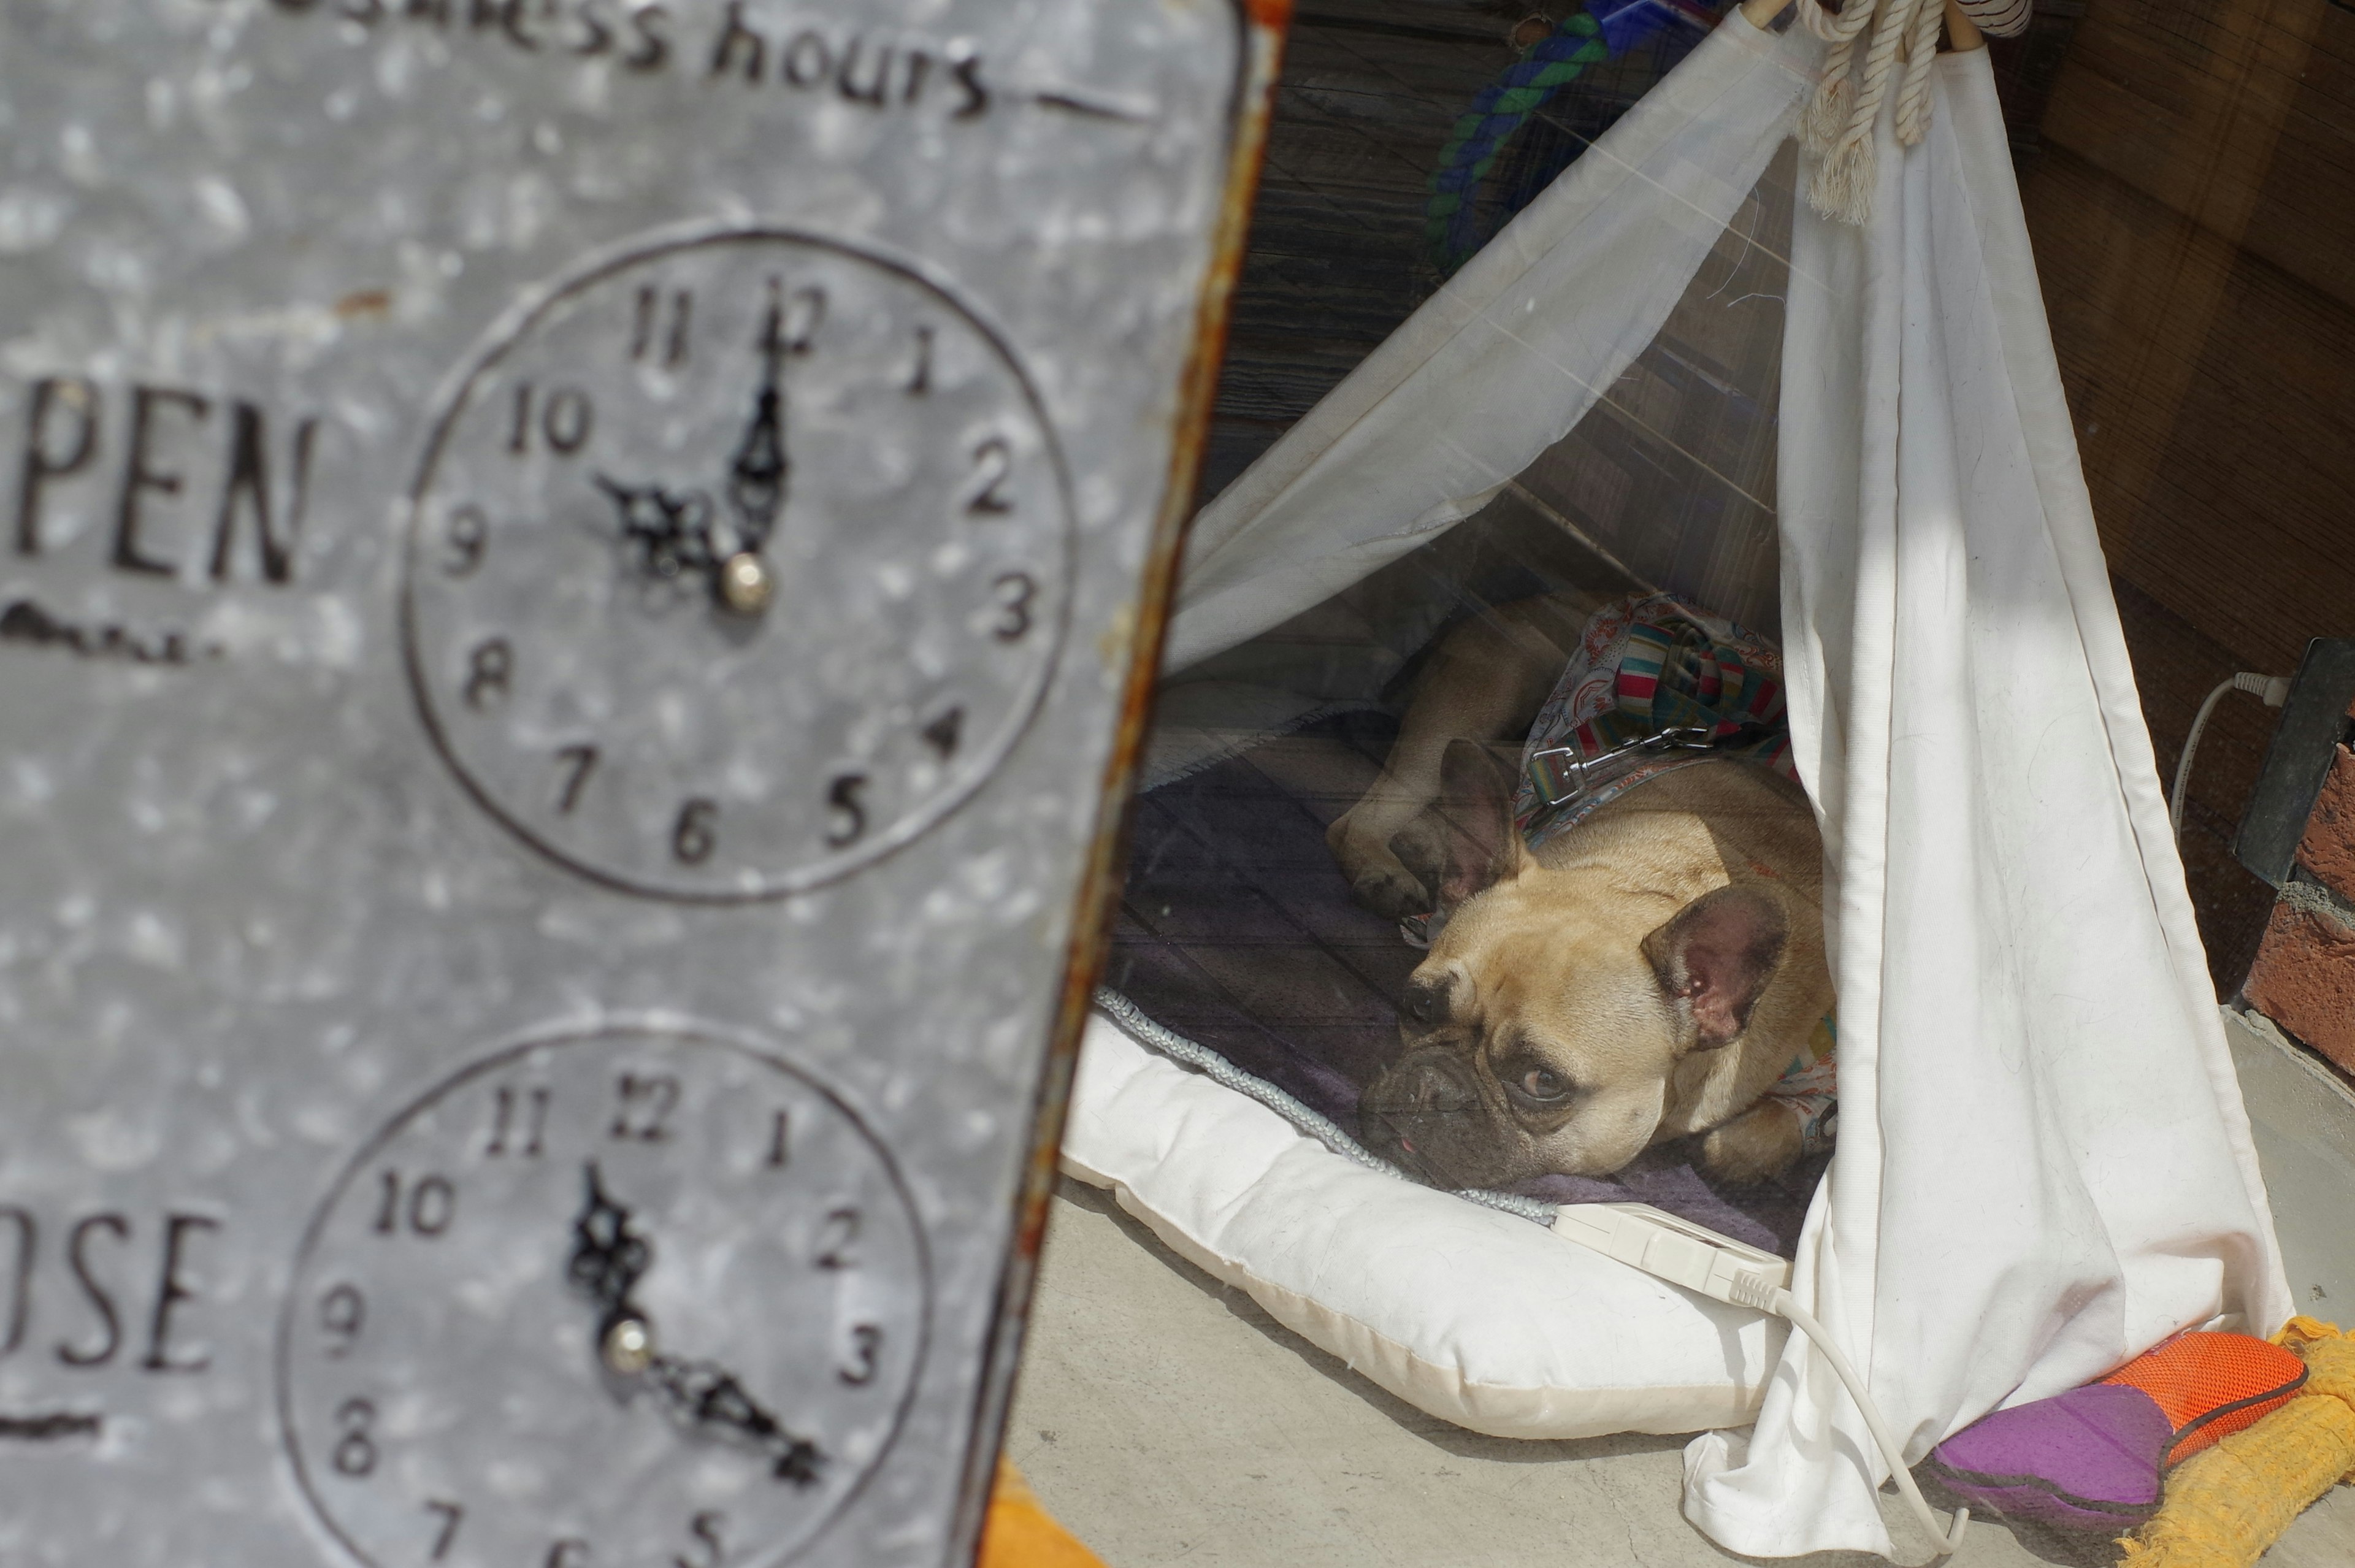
[1424,0,1717,273]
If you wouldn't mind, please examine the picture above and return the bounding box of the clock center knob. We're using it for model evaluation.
[602,1313,658,1376]
[719,551,775,616]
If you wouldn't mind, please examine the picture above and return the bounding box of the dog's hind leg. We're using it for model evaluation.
[1327,591,1595,917]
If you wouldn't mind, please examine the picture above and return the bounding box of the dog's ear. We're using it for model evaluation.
[1429,739,1530,912]
[1642,885,1788,1052]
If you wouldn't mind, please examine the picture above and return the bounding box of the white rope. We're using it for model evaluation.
[1791,0,1947,223]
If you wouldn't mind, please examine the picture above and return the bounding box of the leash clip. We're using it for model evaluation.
[1525,725,1717,807]
[1639,724,1717,752]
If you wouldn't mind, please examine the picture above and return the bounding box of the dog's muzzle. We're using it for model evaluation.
[1358,1050,1484,1185]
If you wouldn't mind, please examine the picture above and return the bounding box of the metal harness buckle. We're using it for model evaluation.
[1523,724,1717,808]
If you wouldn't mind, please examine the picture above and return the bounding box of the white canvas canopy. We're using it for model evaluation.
[1154,11,2292,1558]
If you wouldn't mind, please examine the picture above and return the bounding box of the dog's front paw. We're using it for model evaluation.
[1349,865,1432,922]
[1327,813,1430,920]
[1699,1101,1806,1187]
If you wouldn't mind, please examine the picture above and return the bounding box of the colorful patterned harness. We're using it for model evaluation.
[1512,593,1836,1153]
[1512,591,1794,847]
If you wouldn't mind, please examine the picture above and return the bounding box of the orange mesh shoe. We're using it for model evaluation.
[2100,1331,2307,1463]
[1928,1329,2310,1532]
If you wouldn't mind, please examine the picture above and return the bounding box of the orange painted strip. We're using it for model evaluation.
[977,1459,1110,1568]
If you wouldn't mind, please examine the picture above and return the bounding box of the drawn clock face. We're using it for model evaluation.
[279,1027,929,1568]
[404,231,1073,900]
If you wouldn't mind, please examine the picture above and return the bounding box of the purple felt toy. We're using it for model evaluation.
[1924,1383,2175,1531]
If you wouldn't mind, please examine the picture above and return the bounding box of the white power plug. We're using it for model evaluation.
[1553,1202,1969,1559]
[1552,1201,1790,1307]
[2170,670,2292,844]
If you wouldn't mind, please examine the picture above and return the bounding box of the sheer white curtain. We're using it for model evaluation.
[1684,46,2289,1556]
[1162,13,1820,673]
[1150,16,2291,1558]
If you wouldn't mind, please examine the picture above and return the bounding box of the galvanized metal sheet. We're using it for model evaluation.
[0,1,1278,1564]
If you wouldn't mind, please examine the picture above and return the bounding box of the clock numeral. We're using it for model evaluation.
[815,1206,861,1270]
[767,281,825,356]
[905,323,935,396]
[442,503,488,578]
[505,381,596,457]
[840,1323,883,1386]
[554,743,599,815]
[462,637,512,710]
[765,1109,792,1169]
[675,1510,727,1568]
[424,1500,464,1562]
[484,1084,550,1158]
[630,285,693,369]
[1,1208,27,1358]
[990,572,1037,643]
[608,1072,680,1143]
[825,773,868,848]
[671,797,717,864]
[371,1170,456,1239]
[331,1396,378,1478]
[318,1282,366,1358]
[963,435,1016,516]
[922,706,963,761]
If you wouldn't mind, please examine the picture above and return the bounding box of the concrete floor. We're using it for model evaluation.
[1006,1176,2355,1568]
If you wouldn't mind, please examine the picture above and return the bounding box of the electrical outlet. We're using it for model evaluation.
[2237,639,2355,887]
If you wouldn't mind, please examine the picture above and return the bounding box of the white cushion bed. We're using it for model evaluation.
[1060,1009,1791,1440]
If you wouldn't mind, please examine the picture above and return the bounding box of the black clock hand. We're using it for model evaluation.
[724,283,791,557]
[564,1163,827,1488]
[643,1352,826,1488]
[592,472,719,585]
[696,282,792,616]
[566,1161,651,1332]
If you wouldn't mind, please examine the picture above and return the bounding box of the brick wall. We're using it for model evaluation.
[2246,719,2355,1072]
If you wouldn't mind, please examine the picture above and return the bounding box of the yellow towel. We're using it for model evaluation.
[2118,1318,2355,1568]
[979,1458,1109,1568]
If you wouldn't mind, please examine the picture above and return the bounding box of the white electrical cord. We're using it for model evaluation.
[1560,1206,1967,1558]
[2169,672,2291,844]
[1723,1273,1970,1558]
[1782,1291,1969,1556]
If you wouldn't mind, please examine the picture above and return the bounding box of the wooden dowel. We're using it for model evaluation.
[1943,0,1986,52]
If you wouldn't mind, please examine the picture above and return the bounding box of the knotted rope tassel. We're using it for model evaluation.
[1792,0,1945,223]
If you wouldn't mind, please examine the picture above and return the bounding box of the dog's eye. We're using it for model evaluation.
[1515,1067,1571,1103]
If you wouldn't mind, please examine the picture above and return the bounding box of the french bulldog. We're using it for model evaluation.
[1329,593,1832,1187]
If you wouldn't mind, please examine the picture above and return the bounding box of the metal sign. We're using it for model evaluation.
[0,2,1278,1564]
